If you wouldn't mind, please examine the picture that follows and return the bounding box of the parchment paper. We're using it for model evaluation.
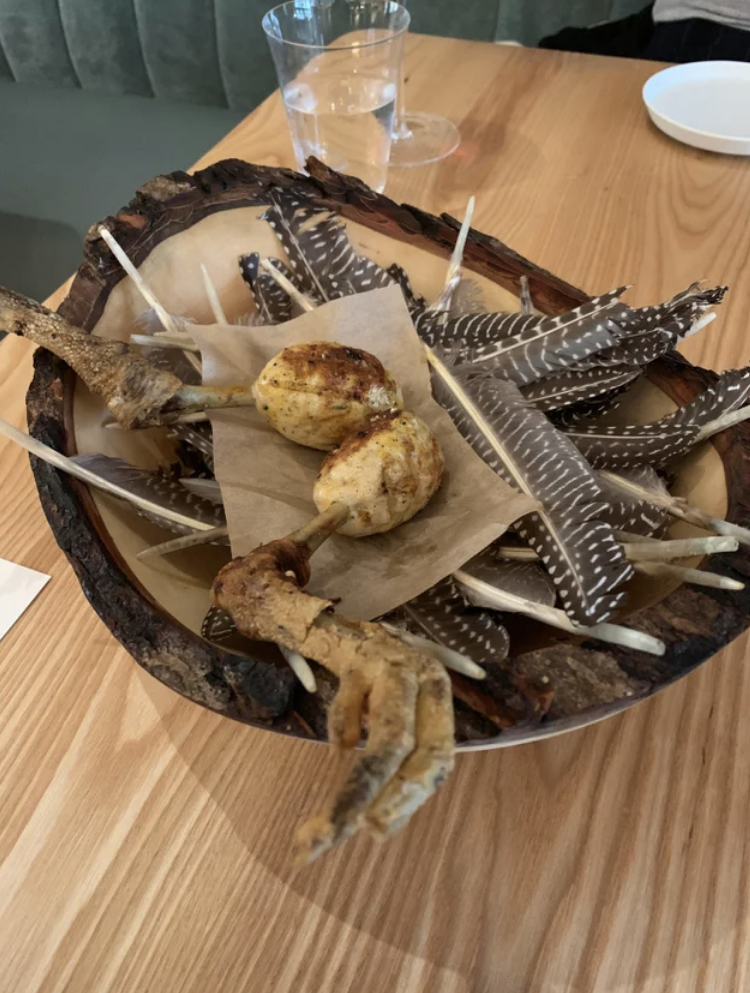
[192,286,536,619]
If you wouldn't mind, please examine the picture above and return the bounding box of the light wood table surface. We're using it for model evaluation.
[3,37,750,993]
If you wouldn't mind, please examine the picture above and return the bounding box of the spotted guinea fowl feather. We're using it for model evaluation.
[575,328,674,370]
[462,552,557,606]
[72,454,227,535]
[239,253,299,324]
[460,289,629,386]
[521,366,640,412]
[597,497,669,537]
[386,263,427,316]
[398,576,510,666]
[613,283,726,341]
[416,309,539,351]
[563,365,750,468]
[202,604,236,643]
[169,422,215,473]
[426,351,633,623]
[264,191,393,301]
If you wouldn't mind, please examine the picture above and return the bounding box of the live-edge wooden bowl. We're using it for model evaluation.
[25,158,750,748]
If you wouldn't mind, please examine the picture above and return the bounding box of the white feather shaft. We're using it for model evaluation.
[382,623,487,679]
[137,526,229,560]
[0,417,214,531]
[99,227,181,337]
[454,569,665,655]
[200,264,228,324]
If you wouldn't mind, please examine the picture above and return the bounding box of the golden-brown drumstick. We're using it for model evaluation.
[314,409,444,536]
[253,341,402,450]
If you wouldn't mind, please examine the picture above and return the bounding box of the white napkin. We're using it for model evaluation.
[0,558,50,641]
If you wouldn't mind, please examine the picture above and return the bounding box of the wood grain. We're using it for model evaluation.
[3,37,750,992]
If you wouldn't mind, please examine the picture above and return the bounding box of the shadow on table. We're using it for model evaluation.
[140,636,750,991]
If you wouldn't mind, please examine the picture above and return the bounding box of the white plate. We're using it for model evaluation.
[643,61,750,155]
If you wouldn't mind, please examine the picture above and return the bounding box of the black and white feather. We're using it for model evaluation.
[427,354,633,623]
[397,577,510,666]
[264,191,394,301]
[239,252,302,323]
[521,366,640,412]
[71,454,227,536]
[563,365,750,468]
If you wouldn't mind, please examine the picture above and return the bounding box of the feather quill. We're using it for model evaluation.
[563,366,750,468]
[264,191,393,301]
[239,252,305,323]
[460,290,630,385]
[426,350,633,623]
[0,418,225,535]
[521,366,640,412]
[72,454,226,535]
[398,576,510,667]
[600,466,750,546]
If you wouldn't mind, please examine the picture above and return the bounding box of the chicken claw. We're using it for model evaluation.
[0,286,255,429]
[210,505,455,863]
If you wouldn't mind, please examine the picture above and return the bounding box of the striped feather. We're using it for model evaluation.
[71,454,226,535]
[463,552,557,606]
[239,253,300,324]
[264,191,393,301]
[399,576,510,666]
[563,366,750,468]
[521,367,640,412]
[169,422,215,473]
[462,289,628,385]
[427,353,633,623]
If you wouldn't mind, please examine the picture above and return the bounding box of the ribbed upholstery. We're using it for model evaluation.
[58,0,152,96]
[0,33,12,78]
[0,1,649,106]
[0,0,78,86]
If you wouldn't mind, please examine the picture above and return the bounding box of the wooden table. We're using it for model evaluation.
[3,38,750,993]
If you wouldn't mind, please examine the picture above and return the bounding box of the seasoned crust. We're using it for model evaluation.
[252,341,403,450]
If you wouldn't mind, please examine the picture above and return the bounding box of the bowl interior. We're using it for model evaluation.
[71,205,728,646]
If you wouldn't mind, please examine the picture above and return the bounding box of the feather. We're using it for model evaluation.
[597,497,669,537]
[239,252,300,324]
[264,191,393,301]
[386,263,427,316]
[180,477,223,503]
[461,289,630,385]
[399,576,510,666]
[169,422,215,474]
[71,454,227,535]
[202,604,237,643]
[0,417,226,537]
[426,350,633,623]
[576,328,673,370]
[600,465,750,547]
[613,283,727,341]
[134,310,201,384]
[519,276,533,316]
[463,552,557,606]
[563,366,750,468]
[416,309,539,352]
[521,367,640,412]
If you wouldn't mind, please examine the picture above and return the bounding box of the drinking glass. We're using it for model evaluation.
[263,0,410,193]
[388,1,460,167]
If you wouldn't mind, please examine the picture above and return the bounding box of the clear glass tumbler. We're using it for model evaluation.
[263,0,410,193]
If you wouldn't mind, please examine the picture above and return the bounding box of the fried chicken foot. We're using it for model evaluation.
[0,286,255,429]
[211,504,455,863]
